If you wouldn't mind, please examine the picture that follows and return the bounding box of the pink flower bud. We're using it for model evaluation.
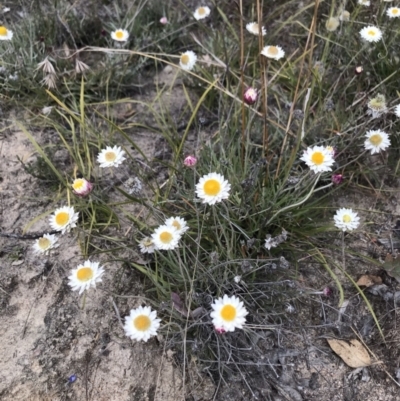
[323,287,332,297]
[160,17,168,25]
[72,178,93,197]
[215,327,226,334]
[183,155,197,167]
[243,87,258,105]
[355,66,363,75]
[331,174,343,185]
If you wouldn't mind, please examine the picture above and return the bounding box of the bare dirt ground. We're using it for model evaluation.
[1,68,400,401]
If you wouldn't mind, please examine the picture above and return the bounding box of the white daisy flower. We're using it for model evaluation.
[139,237,156,254]
[364,129,390,154]
[210,294,248,332]
[97,146,126,168]
[151,225,181,250]
[165,216,189,235]
[300,146,335,173]
[111,28,129,42]
[394,104,400,117]
[359,26,383,43]
[326,17,340,32]
[260,45,285,60]
[358,0,370,5]
[33,233,59,255]
[72,178,93,197]
[124,306,161,342]
[179,51,197,71]
[195,172,231,205]
[334,208,360,232]
[49,206,79,234]
[387,7,400,18]
[246,22,266,36]
[193,6,211,20]
[68,260,104,294]
[0,26,13,40]
[367,94,387,118]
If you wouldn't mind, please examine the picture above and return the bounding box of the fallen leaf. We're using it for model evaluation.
[327,338,371,368]
[356,274,382,287]
[383,254,400,283]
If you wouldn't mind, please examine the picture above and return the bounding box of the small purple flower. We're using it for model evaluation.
[331,174,344,185]
[323,287,332,297]
[68,374,77,383]
[243,87,258,105]
[215,327,226,334]
[183,155,197,167]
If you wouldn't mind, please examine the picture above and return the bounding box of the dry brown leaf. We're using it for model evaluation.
[356,274,382,287]
[327,338,371,368]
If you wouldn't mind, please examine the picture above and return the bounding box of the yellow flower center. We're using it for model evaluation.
[160,231,173,243]
[0,26,8,36]
[115,30,124,39]
[172,220,181,230]
[220,304,236,321]
[181,54,189,65]
[55,211,69,226]
[367,30,376,36]
[311,151,324,165]
[342,214,352,223]
[203,179,221,196]
[133,315,151,331]
[38,237,51,250]
[369,134,382,146]
[197,7,206,15]
[392,9,399,15]
[72,179,84,190]
[268,46,278,56]
[77,267,94,282]
[105,151,116,162]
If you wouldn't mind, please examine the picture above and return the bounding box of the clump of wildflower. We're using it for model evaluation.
[68,260,104,294]
[210,295,248,332]
[111,29,129,42]
[332,174,344,185]
[33,233,59,255]
[139,237,156,254]
[97,146,126,168]
[165,216,189,235]
[387,7,400,17]
[243,87,258,105]
[367,94,387,118]
[72,178,93,197]
[334,208,360,231]
[49,206,79,234]
[246,22,266,36]
[359,26,383,43]
[124,306,161,342]
[364,129,390,154]
[151,225,181,250]
[300,146,335,173]
[261,45,285,60]
[195,172,231,205]
[0,26,13,40]
[179,51,197,71]
[326,17,340,32]
[193,6,211,20]
[183,155,197,167]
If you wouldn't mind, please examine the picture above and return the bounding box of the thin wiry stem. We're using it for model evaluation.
[239,0,246,166]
